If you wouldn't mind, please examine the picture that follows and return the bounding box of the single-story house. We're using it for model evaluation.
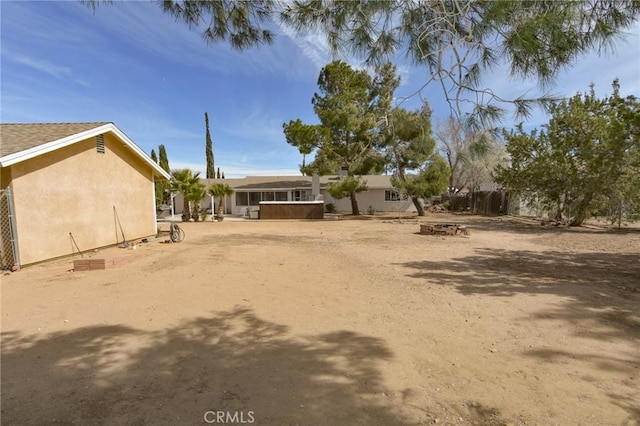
[173,174,418,216]
[0,122,171,268]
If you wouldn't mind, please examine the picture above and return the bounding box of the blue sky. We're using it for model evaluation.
[2,2,639,177]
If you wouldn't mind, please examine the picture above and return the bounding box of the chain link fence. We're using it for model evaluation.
[1,188,20,270]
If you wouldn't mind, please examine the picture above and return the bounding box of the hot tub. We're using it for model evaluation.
[258,201,324,219]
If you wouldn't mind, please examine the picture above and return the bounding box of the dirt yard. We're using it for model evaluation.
[1,214,639,425]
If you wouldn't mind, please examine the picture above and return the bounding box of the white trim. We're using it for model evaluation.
[0,123,171,180]
[152,169,159,226]
[259,201,324,205]
[235,187,308,191]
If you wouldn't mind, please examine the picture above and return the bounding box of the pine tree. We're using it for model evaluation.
[205,112,215,179]
[283,60,392,214]
[150,149,158,163]
[216,167,221,179]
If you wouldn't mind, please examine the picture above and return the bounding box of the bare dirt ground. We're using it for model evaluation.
[1,213,639,426]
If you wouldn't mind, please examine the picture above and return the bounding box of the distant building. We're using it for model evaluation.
[174,175,419,216]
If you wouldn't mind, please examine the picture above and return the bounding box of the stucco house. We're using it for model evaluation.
[174,174,418,217]
[0,122,171,268]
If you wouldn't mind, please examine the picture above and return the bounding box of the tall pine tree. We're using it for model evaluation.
[283,60,392,215]
[205,112,215,179]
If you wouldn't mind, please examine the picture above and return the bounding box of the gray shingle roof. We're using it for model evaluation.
[0,122,111,157]
[199,174,393,190]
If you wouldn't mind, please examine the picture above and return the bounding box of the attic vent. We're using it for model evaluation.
[96,134,105,154]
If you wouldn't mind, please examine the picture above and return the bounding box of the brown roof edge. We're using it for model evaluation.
[0,122,112,157]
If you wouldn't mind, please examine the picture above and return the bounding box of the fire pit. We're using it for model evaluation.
[420,223,470,236]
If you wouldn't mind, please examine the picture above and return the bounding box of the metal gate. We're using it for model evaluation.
[0,188,20,270]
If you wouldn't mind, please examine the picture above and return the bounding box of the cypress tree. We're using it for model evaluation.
[151,148,162,204]
[205,112,215,179]
[157,145,171,204]
[158,145,170,172]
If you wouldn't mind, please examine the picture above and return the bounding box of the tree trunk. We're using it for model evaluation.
[412,196,425,216]
[570,211,587,226]
[182,199,190,221]
[446,151,456,194]
[349,191,359,215]
[570,194,593,226]
[618,200,623,230]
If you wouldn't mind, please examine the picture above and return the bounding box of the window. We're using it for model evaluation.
[235,192,248,205]
[385,190,407,201]
[262,191,275,201]
[235,191,289,204]
[96,134,105,154]
[293,190,310,201]
[249,192,261,206]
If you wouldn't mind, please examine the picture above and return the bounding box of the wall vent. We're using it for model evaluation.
[96,134,105,154]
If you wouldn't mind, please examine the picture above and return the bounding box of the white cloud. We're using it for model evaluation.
[84,2,317,82]
[11,53,70,78]
[3,49,91,87]
[218,104,292,144]
[279,26,333,70]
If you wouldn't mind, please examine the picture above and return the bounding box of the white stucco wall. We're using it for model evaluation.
[322,189,417,213]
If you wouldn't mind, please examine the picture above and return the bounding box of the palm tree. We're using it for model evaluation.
[170,168,201,221]
[186,183,207,221]
[208,183,235,221]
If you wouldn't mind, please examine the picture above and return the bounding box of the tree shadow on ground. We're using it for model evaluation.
[334,213,418,221]
[1,307,407,425]
[437,213,640,236]
[398,248,639,342]
[397,248,640,422]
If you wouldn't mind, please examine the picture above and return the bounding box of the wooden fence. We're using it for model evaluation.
[444,191,519,216]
